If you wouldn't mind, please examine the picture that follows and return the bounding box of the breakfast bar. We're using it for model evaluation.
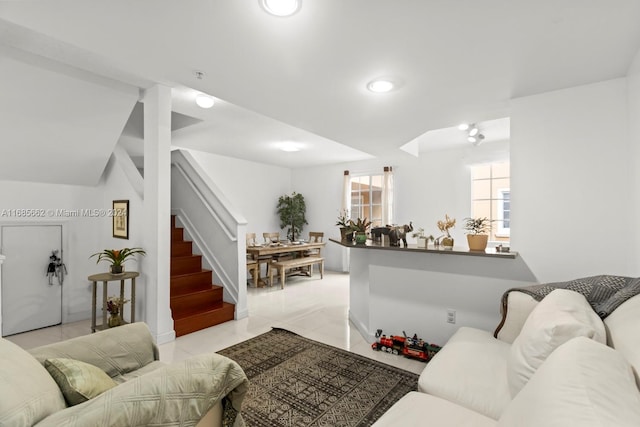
[330,238,538,345]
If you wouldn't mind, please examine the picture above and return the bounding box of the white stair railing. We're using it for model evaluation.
[171,149,248,319]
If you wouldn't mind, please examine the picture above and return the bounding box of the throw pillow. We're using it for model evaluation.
[507,288,606,397]
[499,337,640,426]
[44,358,117,406]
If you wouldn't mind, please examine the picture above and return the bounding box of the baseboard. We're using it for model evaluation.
[235,307,249,320]
[349,310,375,343]
[155,329,176,345]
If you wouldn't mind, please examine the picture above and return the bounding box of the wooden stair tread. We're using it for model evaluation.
[169,216,234,336]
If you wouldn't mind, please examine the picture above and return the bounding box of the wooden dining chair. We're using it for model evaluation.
[304,231,324,257]
[246,259,259,287]
[247,232,273,283]
[262,232,280,244]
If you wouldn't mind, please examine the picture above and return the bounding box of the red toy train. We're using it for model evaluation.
[371,329,441,362]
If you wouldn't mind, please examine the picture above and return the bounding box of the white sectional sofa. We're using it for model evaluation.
[373,287,640,426]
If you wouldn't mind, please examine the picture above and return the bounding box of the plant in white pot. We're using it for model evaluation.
[463,217,493,251]
[411,227,434,248]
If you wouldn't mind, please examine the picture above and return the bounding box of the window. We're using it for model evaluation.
[470,162,510,242]
[351,174,383,228]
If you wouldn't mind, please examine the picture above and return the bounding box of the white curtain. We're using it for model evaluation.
[381,166,393,226]
[341,170,350,213]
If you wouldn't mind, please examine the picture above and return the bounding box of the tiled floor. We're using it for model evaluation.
[5,270,425,375]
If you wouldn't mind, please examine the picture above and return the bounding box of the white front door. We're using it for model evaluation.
[1,225,63,336]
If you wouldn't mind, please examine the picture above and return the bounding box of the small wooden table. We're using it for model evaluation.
[88,271,139,332]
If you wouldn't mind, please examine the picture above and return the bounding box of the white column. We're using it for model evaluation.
[142,85,175,344]
[0,254,5,336]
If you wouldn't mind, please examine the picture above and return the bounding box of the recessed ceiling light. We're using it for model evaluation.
[261,0,300,16]
[279,141,301,152]
[195,94,214,109]
[367,79,395,93]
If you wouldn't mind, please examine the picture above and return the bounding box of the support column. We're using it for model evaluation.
[0,254,5,336]
[142,85,175,344]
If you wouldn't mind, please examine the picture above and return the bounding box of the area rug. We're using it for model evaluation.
[217,328,418,427]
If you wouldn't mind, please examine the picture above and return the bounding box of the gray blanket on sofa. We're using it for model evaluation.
[503,274,640,319]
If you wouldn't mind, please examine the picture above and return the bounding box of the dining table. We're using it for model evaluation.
[247,241,326,286]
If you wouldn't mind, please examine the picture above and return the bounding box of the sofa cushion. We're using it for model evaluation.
[418,327,511,420]
[507,289,605,396]
[499,337,640,427]
[603,293,640,386]
[0,338,66,426]
[28,322,158,379]
[372,391,497,427]
[44,358,118,406]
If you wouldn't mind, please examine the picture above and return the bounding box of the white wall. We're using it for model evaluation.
[186,149,292,240]
[98,155,146,322]
[0,180,103,325]
[511,78,635,282]
[628,48,640,272]
[292,142,510,271]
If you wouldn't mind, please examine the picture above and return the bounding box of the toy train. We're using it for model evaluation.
[371,329,441,362]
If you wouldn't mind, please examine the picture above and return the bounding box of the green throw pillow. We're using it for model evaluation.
[44,358,117,406]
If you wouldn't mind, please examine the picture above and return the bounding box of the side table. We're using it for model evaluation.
[88,271,140,332]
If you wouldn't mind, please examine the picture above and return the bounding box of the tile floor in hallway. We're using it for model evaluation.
[6,270,425,375]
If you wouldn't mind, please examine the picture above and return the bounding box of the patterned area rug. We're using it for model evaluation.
[217,328,418,427]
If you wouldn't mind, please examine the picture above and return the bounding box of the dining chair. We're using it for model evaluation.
[262,232,280,244]
[247,232,273,283]
[246,259,259,287]
[304,231,324,257]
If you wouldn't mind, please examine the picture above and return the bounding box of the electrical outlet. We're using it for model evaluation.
[446,309,456,324]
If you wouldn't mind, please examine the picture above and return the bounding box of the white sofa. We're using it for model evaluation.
[373,288,640,426]
[0,323,248,427]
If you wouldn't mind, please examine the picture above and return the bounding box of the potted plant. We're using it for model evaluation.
[349,217,372,244]
[90,247,146,274]
[106,295,130,327]
[336,209,352,241]
[437,214,456,249]
[276,192,308,242]
[463,217,493,251]
[411,227,434,248]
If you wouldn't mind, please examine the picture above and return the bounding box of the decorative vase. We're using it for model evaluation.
[442,236,454,249]
[417,237,427,248]
[110,264,123,274]
[467,234,488,251]
[340,227,350,241]
[355,232,367,244]
[108,313,121,328]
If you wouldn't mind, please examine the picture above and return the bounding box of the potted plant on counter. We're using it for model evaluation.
[90,247,146,274]
[349,217,372,244]
[411,227,434,248]
[463,217,493,251]
[437,214,456,249]
[336,209,352,241]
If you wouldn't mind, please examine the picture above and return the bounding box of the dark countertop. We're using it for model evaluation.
[329,238,517,259]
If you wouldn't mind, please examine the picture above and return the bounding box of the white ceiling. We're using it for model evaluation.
[1,0,640,182]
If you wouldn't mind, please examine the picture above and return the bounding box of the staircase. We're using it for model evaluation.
[170,215,235,336]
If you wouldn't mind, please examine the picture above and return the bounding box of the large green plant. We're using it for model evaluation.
[276,192,308,241]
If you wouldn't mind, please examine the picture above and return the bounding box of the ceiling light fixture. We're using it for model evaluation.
[460,123,485,146]
[261,0,300,16]
[468,134,485,146]
[279,141,301,152]
[195,94,214,109]
[367,79,395,93]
